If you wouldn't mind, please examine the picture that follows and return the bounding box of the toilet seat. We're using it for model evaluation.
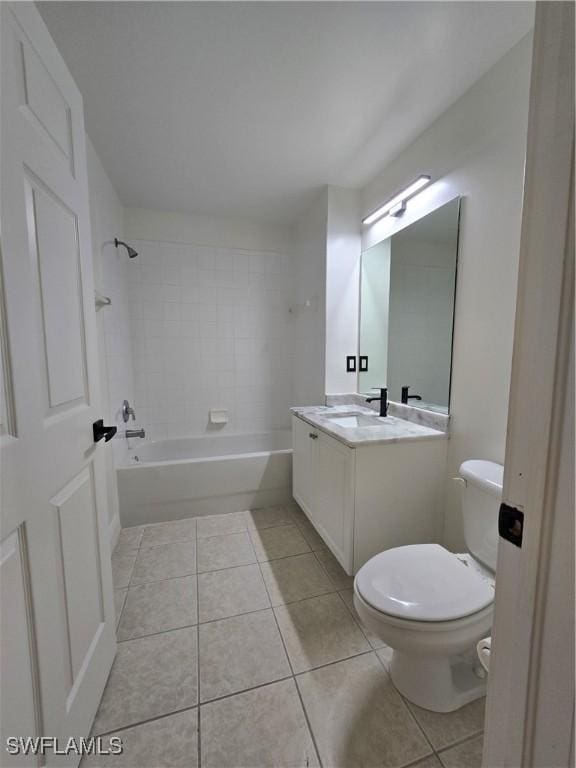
[355,543,494,622]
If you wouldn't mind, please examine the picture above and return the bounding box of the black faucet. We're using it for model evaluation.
[401,386,422,404]
[366,387,388,417]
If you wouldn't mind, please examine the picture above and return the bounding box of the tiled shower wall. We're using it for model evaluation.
[87,138,136,528]
[126,240,295,440]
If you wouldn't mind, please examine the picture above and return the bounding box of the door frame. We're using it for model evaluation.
[483,3,574,766]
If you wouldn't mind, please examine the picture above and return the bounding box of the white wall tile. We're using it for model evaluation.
[87,138,138,526]
[128,239,295,438]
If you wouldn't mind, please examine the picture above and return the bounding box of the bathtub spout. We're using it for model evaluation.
[125,428,146,439]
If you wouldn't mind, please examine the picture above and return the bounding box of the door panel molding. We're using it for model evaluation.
[0,245,17,439]
[52,466,105,689]
[0,526,44,761]
[23,167,89,414]
[7,8,75,176]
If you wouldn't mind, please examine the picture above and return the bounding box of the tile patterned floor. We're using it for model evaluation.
[95,502,485,768]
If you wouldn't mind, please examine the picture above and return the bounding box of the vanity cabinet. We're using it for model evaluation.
[292,414,447,575]
[293,416,355,568]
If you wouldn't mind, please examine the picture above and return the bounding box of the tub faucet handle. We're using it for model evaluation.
[122,399,136,422]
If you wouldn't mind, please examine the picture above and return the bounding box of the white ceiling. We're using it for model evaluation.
[38,2,534,225]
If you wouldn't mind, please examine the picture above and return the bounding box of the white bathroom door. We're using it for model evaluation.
[0,3,116,764]
[482,3,574,767]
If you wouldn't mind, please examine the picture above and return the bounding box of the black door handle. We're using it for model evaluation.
[498,503,524,548]
[93,419,117,443]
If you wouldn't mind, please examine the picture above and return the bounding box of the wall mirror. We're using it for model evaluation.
[359,197,460,413]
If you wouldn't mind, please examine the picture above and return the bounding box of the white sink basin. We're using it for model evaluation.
[323,413,385,428]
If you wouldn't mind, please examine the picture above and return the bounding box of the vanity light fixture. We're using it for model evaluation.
[362,175,431,225]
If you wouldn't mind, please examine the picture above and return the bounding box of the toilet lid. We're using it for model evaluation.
[355,544,494,622]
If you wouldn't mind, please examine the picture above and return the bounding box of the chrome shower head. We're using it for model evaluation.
[114,238,138,259]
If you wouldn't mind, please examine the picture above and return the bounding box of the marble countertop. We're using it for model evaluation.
[325,393,450,432]
[291,404,447,448]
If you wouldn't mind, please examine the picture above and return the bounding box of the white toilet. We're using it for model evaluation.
[353,459,504,713]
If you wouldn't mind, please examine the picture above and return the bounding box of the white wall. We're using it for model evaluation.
[292,186,361,403]
[86,137,136,533]
[123,210,295,439]
[362,34,532,550]
[125,207,294,254]
[325,187,362,395]
[358,239,391,394]
[292,191,328,406]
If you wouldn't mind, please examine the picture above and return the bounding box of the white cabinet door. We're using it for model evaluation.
[292,416,318,517]
[315,431,355,573]
[1,4,116,763]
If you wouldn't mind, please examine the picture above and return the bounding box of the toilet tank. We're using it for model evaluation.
[459,459,504,572]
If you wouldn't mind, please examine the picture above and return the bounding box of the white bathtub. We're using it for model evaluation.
[117,431,293,527]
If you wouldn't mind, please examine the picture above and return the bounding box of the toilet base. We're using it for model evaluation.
[389,649,487,713]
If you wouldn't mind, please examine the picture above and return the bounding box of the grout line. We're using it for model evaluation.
[114,508,293,537]
[123,570,199,591]
[386,673,438,758]
[292,648,375,679]
[126,556,137,589]
[93,702,200,739]
[197,706,201,768]
[196,528,249,541]
[334,588,375,645]
[195,511,299,541]
[198,556,259,576]
[397,751,439,768]
[292,676,323,768]
[265,584,337,610]
[311,548,353,591]
[370,652,446,768]
[245,525,259,564]
[197,521,297,540]
[259,558,324,768]
[129,568,197,588]
[138,535,197,550]
[435,730,485,755]
[117,555,363,640]
[111,546,139,557]
[114,588,128,631]
[197,543,318,575]
[200,674,295,708]
[117,584,349,643]
[198,604,272,628]
[258,568,290,670]
[252,546,313,566]
[117,620,200,643]
[333,588,388,653]
[195,534,202,768]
